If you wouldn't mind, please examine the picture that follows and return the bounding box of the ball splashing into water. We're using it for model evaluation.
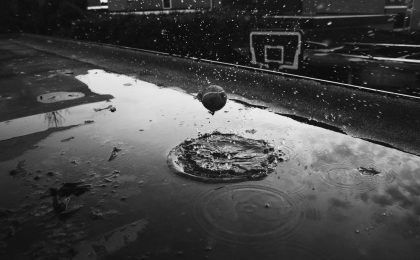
[196,85,227,115]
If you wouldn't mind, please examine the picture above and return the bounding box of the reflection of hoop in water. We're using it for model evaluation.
[193,184,303,245]
[44,110,64,128]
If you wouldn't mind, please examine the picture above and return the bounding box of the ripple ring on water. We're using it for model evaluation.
[193,184,303,245]
[316,161,397,192]
[273,166,312,196]
[317,163,377,192]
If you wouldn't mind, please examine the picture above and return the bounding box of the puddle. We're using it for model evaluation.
[168,132,285,183]
[37,92,85,103]
[1,69,420,259]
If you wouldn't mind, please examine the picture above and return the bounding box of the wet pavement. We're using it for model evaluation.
[0,39,112,123]
[1,36,420,259]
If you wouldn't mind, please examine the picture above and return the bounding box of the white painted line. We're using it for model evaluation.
[87,6,108,10]
[385,5,408,9]
[110,9,201,15]
[392,27,411,32]
[334,53,420,64]
[365,56,420,64]
[344,42,420,48]
[264,14,388,19]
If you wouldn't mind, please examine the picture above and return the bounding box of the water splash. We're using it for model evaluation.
[168,132,285,183]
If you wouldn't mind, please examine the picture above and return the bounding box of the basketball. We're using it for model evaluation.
[197,85,227,114]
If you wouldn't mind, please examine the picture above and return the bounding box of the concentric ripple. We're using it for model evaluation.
[316,162,396,192]
[278,144,297,161]
[273,166,312,196]
[193,184,303,245]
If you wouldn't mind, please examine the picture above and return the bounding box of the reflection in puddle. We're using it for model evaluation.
[44,111,65,127]
[0,124,80,162]
[1,69,420,259]
[275,164,311,196]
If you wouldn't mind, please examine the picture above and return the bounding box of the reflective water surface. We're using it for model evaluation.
[1,69,420,259]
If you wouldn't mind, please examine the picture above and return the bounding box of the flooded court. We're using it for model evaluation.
[1,66,420,259]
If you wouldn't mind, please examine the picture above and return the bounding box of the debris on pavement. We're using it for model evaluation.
[54,182,92,197]
[49,182,91,217]
[358,167,381,176]
[60,69,74,75]
[94,105,116,113]
[60,137,75,142]
[245,129,257,134]
[108,147,122,161]
[46,171,56,177]
[9,160,27,176]
[89,208,104,220]
[70,160,79,165]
